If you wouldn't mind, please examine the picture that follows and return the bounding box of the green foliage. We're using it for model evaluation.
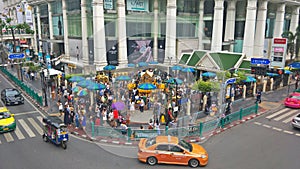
[192,80,220,93]
[28,65,41,72]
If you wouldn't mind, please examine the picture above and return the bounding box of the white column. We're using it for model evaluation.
[32,7,38,54]
[198,0,204,50]
[36,6,42,51]
[62,0,70,59]
[289,7,299,33]
[117,0,128,66]
[224,0,236,42]
[48,3,54,55]
[93,0,107,67]
[253,0,268,56]
[242,0,257,57]
[165,0,177,64]
[211,0,224,52]
[273,3,285,38]
[153,0,159,61]
[81,0,89,65]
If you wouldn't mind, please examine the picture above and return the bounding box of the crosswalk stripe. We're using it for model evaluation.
[14,126,25,140]
[36,116,43,125]
[4,133,14,142]
[18,119,35,138]
[274,110,298,121]
[28,118,43,135]
[266,108,289,119]
[282,112,299,123]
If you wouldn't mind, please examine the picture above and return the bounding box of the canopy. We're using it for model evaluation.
[43,68,63,76]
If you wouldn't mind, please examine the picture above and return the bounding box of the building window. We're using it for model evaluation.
[67,0,81,11]
[204,0,214,15]
[105,21,116,37]
[51,1,62,15]
[160,22,166,37]
[68,15,82,37]
[176,23,196,37]
[126,22,152,37]
[53,16,64,36]
[40,4,48,16]
[204,21,213,38]
[235,21,245,38]
[104,0,116,10]
[177,0,199,14]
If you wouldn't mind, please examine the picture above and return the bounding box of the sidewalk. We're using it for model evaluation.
[2,66,293,145]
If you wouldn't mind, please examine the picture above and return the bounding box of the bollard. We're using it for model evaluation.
[165,126,169,136]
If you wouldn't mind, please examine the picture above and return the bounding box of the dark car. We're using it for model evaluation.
[1,88,24,106]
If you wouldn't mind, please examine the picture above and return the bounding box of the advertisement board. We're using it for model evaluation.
[270,38,287,68]
[126,0,149,12]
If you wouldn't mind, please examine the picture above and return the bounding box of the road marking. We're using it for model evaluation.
[36,116,43,125]
[274,110,298,121]
[262,124,271,128]
[28,118,43,135]
[14,111,39,116]
[272,127,282,131]
[14,126,25,140]
[282,113,298,123]
[283,130,294,135]
[266,108,289,119]
[3,133,14,142]
[295,133,300,137]
[254,122,262,125]
[18,119,35,138]
[0,140,1,144]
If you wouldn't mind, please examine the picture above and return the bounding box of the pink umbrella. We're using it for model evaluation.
[112,101,125,111]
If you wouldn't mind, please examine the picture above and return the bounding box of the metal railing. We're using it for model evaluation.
[87,103,259,142]
[0,67,43,106]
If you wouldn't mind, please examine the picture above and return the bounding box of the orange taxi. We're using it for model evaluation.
[138,136,208,168]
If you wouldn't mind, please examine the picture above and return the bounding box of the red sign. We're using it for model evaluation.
[273,38,287,44]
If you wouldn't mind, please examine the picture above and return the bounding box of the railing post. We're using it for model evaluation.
[221,117,225,128]
[199,122,203,137]
[165,126,169,136]
[239,108,243,120]
[255,103,259,114]
[127,127,132,142]
[91,121,94,138]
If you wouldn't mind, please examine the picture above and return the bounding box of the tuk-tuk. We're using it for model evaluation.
[42,116,69,149]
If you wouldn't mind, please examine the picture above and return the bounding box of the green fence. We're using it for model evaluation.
[0,67,43,106]
[88,103,259,141]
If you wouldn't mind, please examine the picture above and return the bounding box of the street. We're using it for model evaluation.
[1,72,300,169]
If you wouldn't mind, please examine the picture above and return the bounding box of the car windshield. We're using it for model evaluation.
[6,90,20,97]
[0,112,11,119]
[179,139,192,152]
[290,95,300,99]
[145,137,156,147]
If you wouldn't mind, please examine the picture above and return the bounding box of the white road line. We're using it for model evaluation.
[254,122,262,125]
[266,108,289,119]
[262,124,271,128]
[282,113,298,123]
[28,118,43,135]
[18,119,35,138]
[295,133,300,137]
[14,111,39,116]
[14,126,25,140]
[36,116,43,125]
[4,133,14,142]
[274,110,298,121]
[283,130,294,135]
[272,127,282,131]
[0,140,1,144]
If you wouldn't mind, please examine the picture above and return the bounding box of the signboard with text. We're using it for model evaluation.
[126,0,149,12]
[270,38,287,68]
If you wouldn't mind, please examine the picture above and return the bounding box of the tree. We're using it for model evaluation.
[282,31,297,61]
[192,80,220,93]
[295,26,300,59]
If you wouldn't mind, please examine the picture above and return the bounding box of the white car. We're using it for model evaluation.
[292,114,300,129]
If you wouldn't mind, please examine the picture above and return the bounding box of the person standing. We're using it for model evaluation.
[255,90,262,104]
[139,98,145,112]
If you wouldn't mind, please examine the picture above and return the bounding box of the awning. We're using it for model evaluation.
[42,68,62,76]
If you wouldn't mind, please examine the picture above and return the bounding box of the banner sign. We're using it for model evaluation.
[126,0,149,12]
